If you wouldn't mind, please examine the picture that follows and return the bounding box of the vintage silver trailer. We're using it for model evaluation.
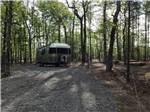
[36,43,71,66]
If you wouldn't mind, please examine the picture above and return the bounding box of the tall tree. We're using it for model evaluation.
[144,4,147,61]
[63,24,67,43]
[87,3,92,63]
[122,7,127,64]
[22,1,35,63]
[1,1,13,76]
[103,1,107,63]
[66,0,90,65]
[131,2,135,60]
[143,1,150,61]
[37,0,71,43]
[137,10,140,61]
[135,2,141,61]
[83,1,89,65]
[116,26,121,60]
[106,1,121,72]
[127,1,131,82]
[71,14,75,61]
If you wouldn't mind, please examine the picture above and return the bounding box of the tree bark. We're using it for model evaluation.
[45,20,49,46]
[116,27,121,60]
[123,9,127,64]
[2,1,13,76]
[144,12,147,61]
[23,24,27,63]
[148,16,150,60]
[106,1,121,72]
[127,1,131,82]
[63,25,67,43]
[83,4,87,65]
[137,11,140,61]
[131,6,135,60]
[80,19,84,64]
[103,1,107,63]
[28,31,32,63]
[71,15,75,61]
[22,9,32,63]
[58,23,61,42]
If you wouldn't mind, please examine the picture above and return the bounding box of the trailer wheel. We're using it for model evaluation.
[39,63,44,67]
[55,63,59,67]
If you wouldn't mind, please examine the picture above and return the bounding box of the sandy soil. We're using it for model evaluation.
[1,64,117,112]
[90,62,150,112]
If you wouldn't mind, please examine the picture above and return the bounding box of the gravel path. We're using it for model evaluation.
[1,65,117,112]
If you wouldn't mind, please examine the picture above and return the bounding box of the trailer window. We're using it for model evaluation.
[41,49,45,55]
[49,48,56,54]
[68,49,71,54]
[57,48,69,54]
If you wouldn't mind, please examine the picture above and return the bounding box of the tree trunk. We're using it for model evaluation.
[103,1,107,63]
[14,29,17,63]
[89,28,92,62]
[127,1,131,82]
[2,1,13,77]
[131,7,135,60]
[137,11,140,61]
[122,9,127,64]
[144,12,147,61]
[19,31,22,64]
[116,28,121,60]
[80,19,84,65]
[28,32,32,63]
[106,1,121,72]
[66,0,89,65]
[45,20,48,46]
[23,12,32,63]
[148,16,150,60]
[58,23,61,42]
[28,6,34,63]
[2,3,8,74]
[23,23,27,63]
[83,6,87,65]
[71,15,75,61]
[63,25,67,43]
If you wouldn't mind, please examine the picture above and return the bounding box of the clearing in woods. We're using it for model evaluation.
[2,64,117,112]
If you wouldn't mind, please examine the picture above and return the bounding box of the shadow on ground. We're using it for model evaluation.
[2,64,117,112]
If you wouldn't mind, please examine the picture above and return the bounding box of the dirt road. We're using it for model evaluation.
[1,64,117,112]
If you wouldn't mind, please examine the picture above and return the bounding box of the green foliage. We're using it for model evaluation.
[1,0,149,64]
[37,0,72,23]
[145,1,150,15]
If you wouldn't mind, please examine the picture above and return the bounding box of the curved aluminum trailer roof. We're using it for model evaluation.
[49,43,70,48]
